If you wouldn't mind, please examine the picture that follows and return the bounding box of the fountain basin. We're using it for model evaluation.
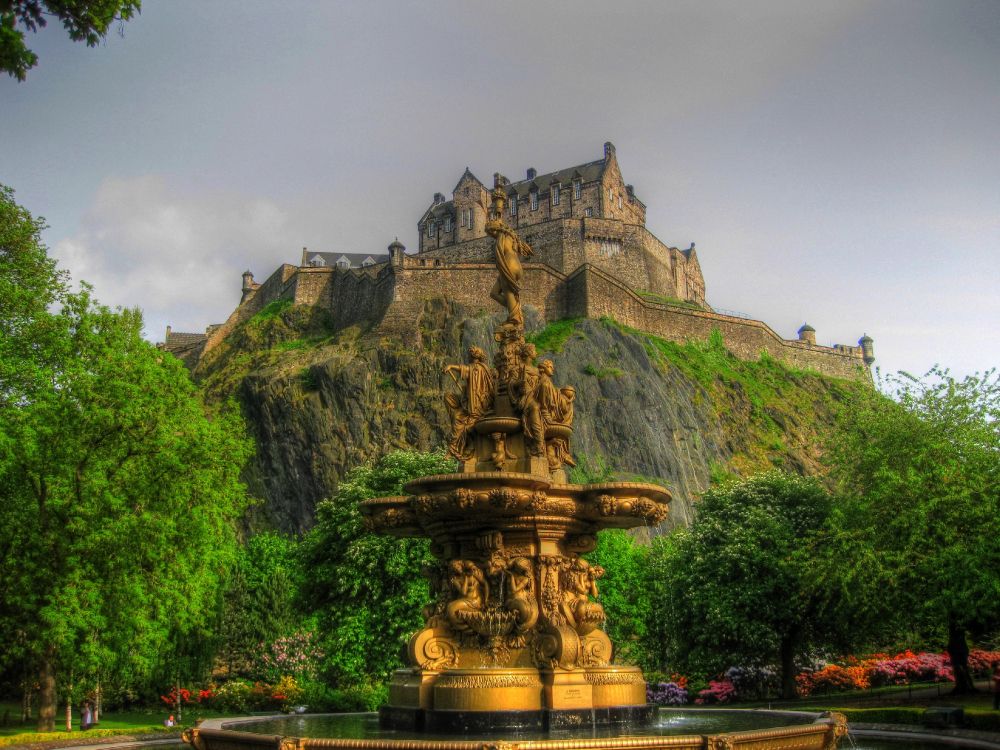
[184,709,848,750]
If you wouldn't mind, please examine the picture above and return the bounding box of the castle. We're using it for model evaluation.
[162,142,874,379]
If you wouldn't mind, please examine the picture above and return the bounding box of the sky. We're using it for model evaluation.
[3,0,998,382]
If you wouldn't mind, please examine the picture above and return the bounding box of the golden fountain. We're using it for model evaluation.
[185,173,848,750]
[362,174,671,731]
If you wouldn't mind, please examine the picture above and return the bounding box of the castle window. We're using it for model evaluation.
[444,216,452,232]
[362,257,375,267]
[573,180,581,199]
[310,255,326,267]
[584,207,593,217]
[336,256,350,269]
[465,208,472,227]
[599,239,622,257]
[551,184,560,206]
[428,222,436,238]
[618,195,622,210]
[509,195,517,216]
[530,190,538,211]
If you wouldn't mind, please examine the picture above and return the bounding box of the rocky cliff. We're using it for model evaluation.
[195,299,861,535]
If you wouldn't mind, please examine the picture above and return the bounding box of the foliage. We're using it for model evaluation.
[585,530,653,666]
[0,187,251,730]
[525,317,584,353]
[1,0,141,81]
[646,681,688,705]
[260,631,324,681]
[297,450,456,686]
[218,532,300,679]
[210,680,253,714]
[827,366,1000,692]
[695,678,737,704]
[647,471,846,698]
[796,664,870,696]
[583,364,625,379]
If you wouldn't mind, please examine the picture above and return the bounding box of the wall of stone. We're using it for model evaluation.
[203,264,299,353]
[571,264,869,380]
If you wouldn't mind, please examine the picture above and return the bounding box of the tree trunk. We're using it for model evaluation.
[65,692,71,732]
[36,657,55,732]
[947,618,976,694]
[779,632,798,699]
[94,680,101,725]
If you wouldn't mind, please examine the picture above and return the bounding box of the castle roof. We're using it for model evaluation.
[164,330,207,347]
[505,158,606,199]
[419,145,618,224]
[305,251,389,268]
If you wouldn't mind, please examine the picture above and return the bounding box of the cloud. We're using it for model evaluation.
[53,176,293,341]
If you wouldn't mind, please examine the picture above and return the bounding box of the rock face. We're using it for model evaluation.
[196,300,858,535]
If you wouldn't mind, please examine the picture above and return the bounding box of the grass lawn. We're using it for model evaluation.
[0,704,233,747]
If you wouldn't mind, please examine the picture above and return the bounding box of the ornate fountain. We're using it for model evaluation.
[361,175,671,732]
[184,172,848,750]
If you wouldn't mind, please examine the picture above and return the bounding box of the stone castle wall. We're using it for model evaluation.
[202,244,868,381]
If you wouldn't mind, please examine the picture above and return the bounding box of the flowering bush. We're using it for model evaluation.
[160,687,194,707]
[647,682,689,705]
[725,665,777,700]
[212,680,253,713]
[260,631,325,680]
[868,651,952,686]
[796,664,870,696]
[969,650,1000,677]
[271,675,304,711]
[696,678,736,704]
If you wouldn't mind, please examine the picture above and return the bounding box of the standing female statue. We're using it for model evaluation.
[486,175,533,328]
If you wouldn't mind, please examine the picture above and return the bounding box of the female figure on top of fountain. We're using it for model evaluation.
[559,559,605,636]
[504,557,539,634]
[486,181,533,328]
[445,560,489,633]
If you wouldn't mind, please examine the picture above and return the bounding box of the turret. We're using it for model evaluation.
[241,270,256,303]
[797,323,816,345]
[858,333,875,366]
[388,238,405,269]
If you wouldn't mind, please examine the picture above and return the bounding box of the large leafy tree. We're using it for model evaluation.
[828,368,1000,693]
[297,450,455,686]
[648,471,844,697]
[0,185,251,730]
[1,0,141,81]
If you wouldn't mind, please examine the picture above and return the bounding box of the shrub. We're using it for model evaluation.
[212,680,254,713]
[647,682,689,705]
[696,678,736,704]
[796,664,869,696]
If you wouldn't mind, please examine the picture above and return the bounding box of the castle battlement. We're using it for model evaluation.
[173,142,873,380]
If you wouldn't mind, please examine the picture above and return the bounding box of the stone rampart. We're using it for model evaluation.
[568,264,869,380]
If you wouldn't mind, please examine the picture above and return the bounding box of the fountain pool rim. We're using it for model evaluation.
[185,707,848,750]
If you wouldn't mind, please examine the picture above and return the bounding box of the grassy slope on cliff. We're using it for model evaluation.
[192,302,865,533]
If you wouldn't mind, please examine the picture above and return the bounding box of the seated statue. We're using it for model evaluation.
[504,557,539,634]
[443,347,496,460]
[445,560,488,633]
[559,558,605,636]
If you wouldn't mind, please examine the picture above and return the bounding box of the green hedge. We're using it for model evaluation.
[838,707,1000,733]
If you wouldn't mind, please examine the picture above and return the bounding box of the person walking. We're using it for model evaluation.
[81,702,93,731]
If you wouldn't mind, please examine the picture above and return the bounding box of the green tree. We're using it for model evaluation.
[585,529,653,668]
[829,367,1000,693]
[1,0,141,81]
[218,532,300,678]
[648,471,843,698]
[0,187,252,729]
[297,450,455,686]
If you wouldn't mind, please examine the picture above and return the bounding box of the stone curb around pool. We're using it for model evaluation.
[850,722,1000,749]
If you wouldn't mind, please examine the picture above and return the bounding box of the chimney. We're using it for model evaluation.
[165,325,172,342]
[433,192,445,204]
[301,246,308,265]
[604,141,616,160]
[527,167,537,180]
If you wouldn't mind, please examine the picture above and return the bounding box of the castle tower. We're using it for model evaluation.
[453,168,487,244]
[797,323,816,345]
[858,333,875,365]
[241,270,257,303]
[388,238,405,269]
